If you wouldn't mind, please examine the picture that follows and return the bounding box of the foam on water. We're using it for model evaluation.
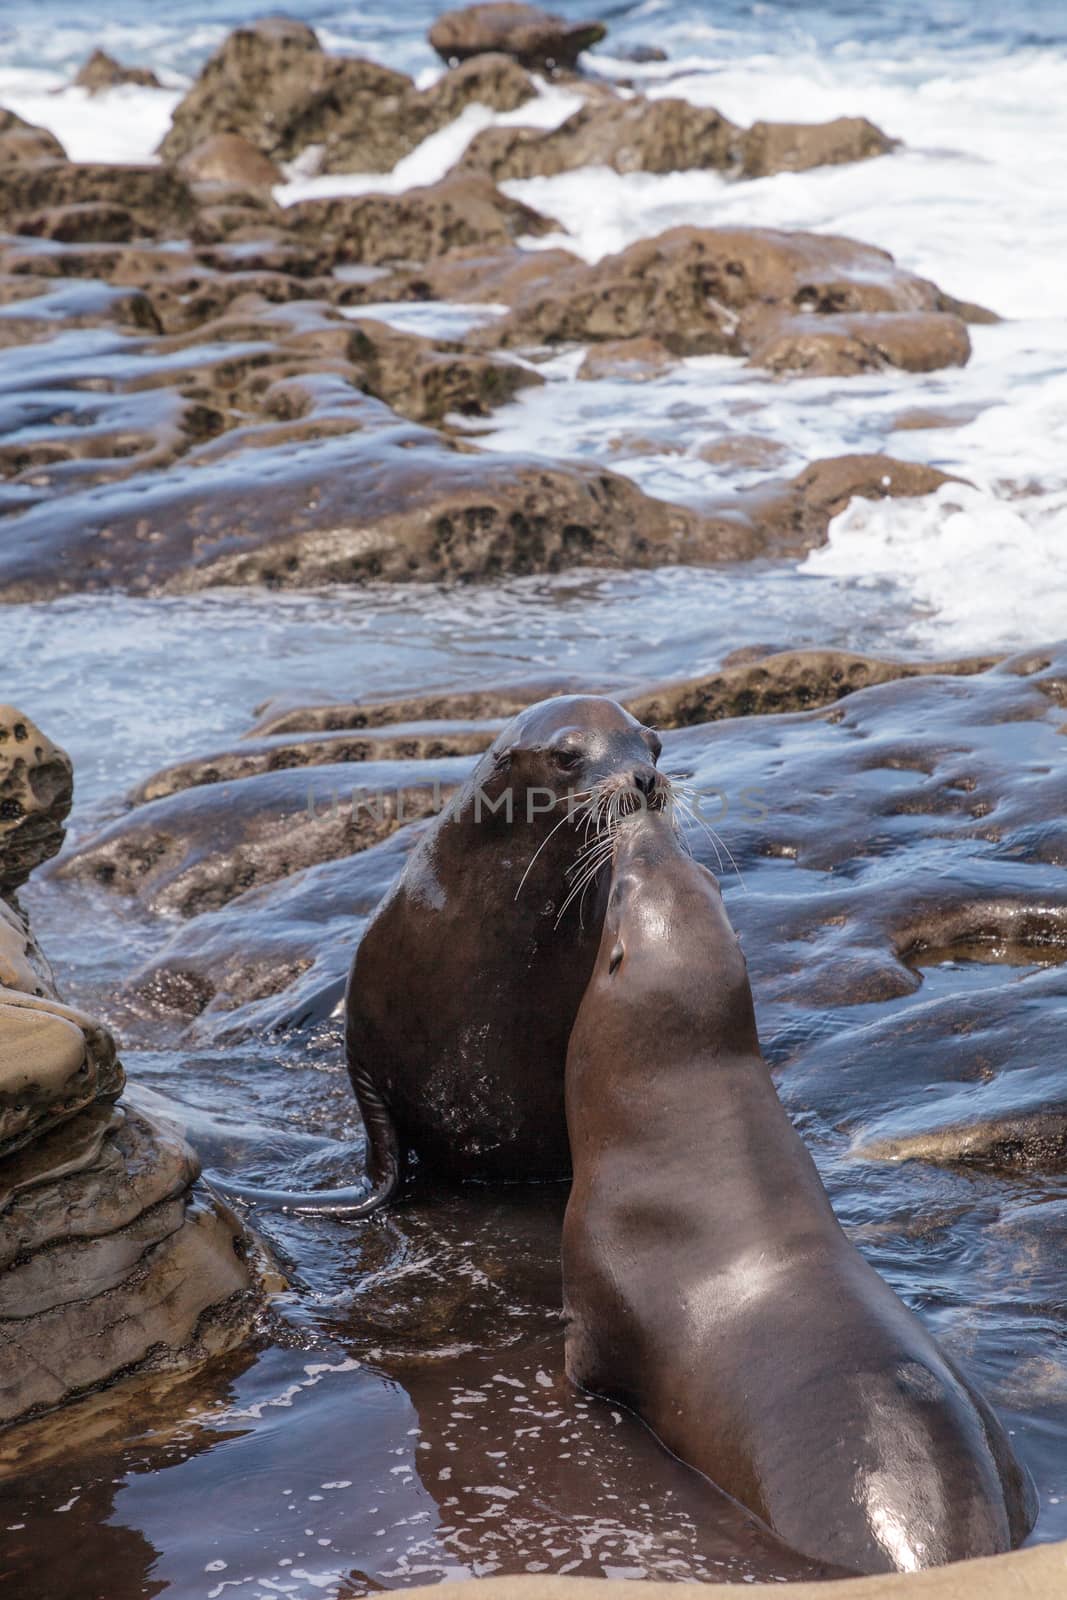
[0,72,182,163]
[274,79,584,206]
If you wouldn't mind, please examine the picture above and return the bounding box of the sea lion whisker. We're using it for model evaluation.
[557,835,617,927]
[513,789,598,900]
[672,789,747,889]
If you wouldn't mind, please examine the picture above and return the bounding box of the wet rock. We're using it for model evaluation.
[458,97,740,180]
[319,54,535,175]
[740,116,896,178]
[283,173,552,269]
[0,108,66,166]
[577,336,675,380]
[54,756,474,916]
[132,720,505,803]
[0,162,194,238]
[626,648,1000,729]
[0,987,123,1159]
[71,49,162,93]
[752,453,964,555]
[247,675,604,737]
[748,310,972,375]
[486,225,979,370]
[456,101,895,185]
[178,133,282,188]
[160,19,534,177]
[0,704,262,1429]
[0,705,73,895]
[0,393,741,601]
[159,18,405,167]
[0,1104,259,1428]
[429,3,607,71]
[345,316,542,423]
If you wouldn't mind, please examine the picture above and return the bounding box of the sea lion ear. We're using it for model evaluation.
[608,942,625,975]
[493,743,520,771]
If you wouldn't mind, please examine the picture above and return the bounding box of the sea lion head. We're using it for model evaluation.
[466,696,672,918]
[486,694,670,816]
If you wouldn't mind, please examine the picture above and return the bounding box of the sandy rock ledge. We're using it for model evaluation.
[0,706,263,1431]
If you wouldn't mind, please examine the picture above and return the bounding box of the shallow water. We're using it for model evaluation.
[2,1,1067,1597]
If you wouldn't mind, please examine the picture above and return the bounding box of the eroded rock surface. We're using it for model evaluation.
[456,99,894,182]
[0,706,262,1431]
[71,50,162,93]
[159,19,535,175]
[429,3,606,70]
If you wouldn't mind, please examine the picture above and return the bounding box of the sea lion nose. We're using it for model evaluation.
[632,764,659,797]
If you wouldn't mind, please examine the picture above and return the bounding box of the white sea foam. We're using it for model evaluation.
[804,483,1067,651]
[274,78,584,206]
[0,73,182,164]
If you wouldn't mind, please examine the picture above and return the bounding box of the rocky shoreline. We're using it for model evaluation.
[1,2,1066,1592]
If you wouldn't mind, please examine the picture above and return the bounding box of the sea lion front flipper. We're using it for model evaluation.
[207,1057,401,1219]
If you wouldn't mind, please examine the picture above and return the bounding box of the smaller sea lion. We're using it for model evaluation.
[563,811,1037,1574]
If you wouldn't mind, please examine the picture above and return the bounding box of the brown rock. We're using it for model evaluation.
[159,18,410,167]
[0,1106,260,1428]
[429,3,607,71]
[0,107,66,166]
[748,309,971,375]
[577,336,675,381]
[160,20,534,177]
[71,49,162,94]
[0,705,73,895]
[741,116,896,178]
[0,162,194,237]
[178,133,281,188]
[625,648,1000,730]
[489,225,963,356]
[458,97,740,180]
[753,453,964,556]
[284,173,552,268]
[321,53,535,174]
[479,225,982,378]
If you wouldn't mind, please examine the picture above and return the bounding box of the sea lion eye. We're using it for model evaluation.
[643,728,663,762]
[551,735,584,771]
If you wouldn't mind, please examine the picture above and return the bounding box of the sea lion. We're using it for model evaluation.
[562,811,1037,1575]
[215,695,668,1216]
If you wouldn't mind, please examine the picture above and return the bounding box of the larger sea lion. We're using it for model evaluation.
[215,695,668,1216]
[562,811,1036,1574]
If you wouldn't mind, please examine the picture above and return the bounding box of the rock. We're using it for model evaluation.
[455,100,896,184]
[344,316,542,423]
[740,116,896,178]
[0,162,194,238]
[284,173,552,269]
[752,453,964,555]
[429,3,606,71]
[132,719,504,804]
[748,310,972,375]
[159,18,409,167]
[0,705,73,895]
[247,675,603,737]
[577,336,674,380]
[160,19,535,177]
[486,225,980,371]
[458,97,740,180]
[71,49,162,94]
[0,108,66,166]
[0,1104,259,1428]
[55,756,474,915]
[178,133,282,188]
[0,704,263,1430]
[625,647,1000,729]
[320,54,535,175]
[0,990,123,1159]
[0,379,745,601]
